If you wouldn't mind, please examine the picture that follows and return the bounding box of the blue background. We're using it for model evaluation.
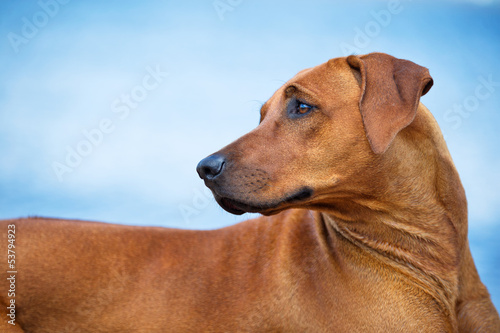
[1,0,499,309]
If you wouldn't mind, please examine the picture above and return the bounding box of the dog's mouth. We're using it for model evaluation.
[214,187,314,215]
[217,197,258,215]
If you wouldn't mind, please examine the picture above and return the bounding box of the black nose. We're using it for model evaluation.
[196,154,226,180]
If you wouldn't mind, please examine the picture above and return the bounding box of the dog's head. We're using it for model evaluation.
[197,53,433,215]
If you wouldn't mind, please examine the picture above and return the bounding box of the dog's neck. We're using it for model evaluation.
[321,107,466,322]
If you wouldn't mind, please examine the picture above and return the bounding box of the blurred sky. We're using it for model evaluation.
[1,0,499,307]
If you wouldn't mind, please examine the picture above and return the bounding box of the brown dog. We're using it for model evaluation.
[1,53,499,332]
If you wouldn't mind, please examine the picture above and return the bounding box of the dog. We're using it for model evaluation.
[1,52,499,332]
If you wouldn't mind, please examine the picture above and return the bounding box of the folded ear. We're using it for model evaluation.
[346,53,433,154]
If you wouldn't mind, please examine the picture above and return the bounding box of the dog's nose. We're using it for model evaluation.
[196,154,226,180]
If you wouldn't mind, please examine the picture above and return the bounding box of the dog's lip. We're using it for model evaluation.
[214,187,314,215]
[218,197,254,215]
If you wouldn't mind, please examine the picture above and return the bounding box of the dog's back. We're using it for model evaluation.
[1,213,459,332]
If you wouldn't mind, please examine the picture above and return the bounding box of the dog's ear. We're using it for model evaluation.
[346,53,433,154]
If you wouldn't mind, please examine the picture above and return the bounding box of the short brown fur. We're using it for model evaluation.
[1,53,499,332]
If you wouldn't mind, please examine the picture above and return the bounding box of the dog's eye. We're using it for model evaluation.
[297,102,313,114]
[288,98,315,118]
